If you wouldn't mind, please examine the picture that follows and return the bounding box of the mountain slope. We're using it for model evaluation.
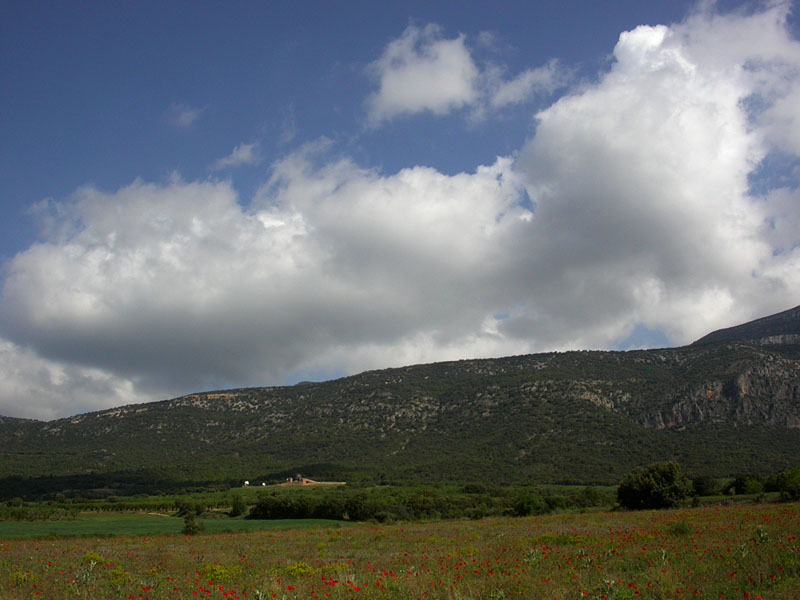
[692,305,800,346]
[1,306,799,491]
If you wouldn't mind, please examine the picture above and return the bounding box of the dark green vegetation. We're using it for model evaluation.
[0,483,615,522]
[247,482,615,522]
[1,305,799,496]
[773,467,800,500]
[0,482,616,540]
[617,461,693,509]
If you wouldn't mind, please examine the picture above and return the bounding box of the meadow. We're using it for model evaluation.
[1,502,798,600]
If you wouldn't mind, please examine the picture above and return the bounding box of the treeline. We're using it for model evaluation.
[0,471,240,502]
[248,484,614,523]
[617,462,800,511]
[0,505,79,522]
[0,491,243,517]
[700,467,800,499]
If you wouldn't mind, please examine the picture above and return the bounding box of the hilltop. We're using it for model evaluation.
[692,304,800,346]
[1,305,799,494]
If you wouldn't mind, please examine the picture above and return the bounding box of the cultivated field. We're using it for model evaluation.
[0,514,344,541]
[1,502,798,600]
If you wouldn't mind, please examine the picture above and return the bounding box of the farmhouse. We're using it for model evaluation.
[241,474,346,488]
[279,473,346,487]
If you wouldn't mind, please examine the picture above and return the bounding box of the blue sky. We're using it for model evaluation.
[2,0,709,257]
[1,1,799,419]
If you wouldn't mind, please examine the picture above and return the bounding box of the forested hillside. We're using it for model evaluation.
[1,306,799,491]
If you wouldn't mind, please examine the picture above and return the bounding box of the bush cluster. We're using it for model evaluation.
[248,485,613,523]
[617,462,693,510]
[771,467,800,500]
[619,462,800,509]
[0,505,80,522]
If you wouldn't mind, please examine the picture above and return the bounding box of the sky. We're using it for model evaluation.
[2,1,800,420]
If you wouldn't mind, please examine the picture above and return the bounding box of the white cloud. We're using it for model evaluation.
[0,338,148,420]
[211,142,260,170]
[2,3,800,419]
[167,102,205,128]
[490,60,565,108]
[365,24,567,125]
[669,2,800,158]
[365,24,479,125]
[512,1,800,342]
[0,157,535,419]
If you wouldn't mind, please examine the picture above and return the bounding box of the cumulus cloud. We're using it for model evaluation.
[365,24,480,125]
[365,24,567,125]
[211,142,260,170]
[512,1,800,342]
[0,157,533,420]
[2,2,800,419]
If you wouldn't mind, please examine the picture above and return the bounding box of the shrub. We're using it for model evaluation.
[617,461,693,510]
[181,510,204,535]
[513,492,549,516]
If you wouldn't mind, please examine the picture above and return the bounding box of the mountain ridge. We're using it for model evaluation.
[1,305,799,488]
[692,304,800,346]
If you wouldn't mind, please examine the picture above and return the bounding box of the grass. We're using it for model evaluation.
[0,502,798,599]
[0,513,343,540]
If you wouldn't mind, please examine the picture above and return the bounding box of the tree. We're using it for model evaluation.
[691,475,719,497]
[181,510,204,535]
[617,462,693,510]
[229,494,248,517]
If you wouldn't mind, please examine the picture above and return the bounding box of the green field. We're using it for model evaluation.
[0,513,343,540]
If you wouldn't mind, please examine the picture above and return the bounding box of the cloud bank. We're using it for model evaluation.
[2,3,799,419]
